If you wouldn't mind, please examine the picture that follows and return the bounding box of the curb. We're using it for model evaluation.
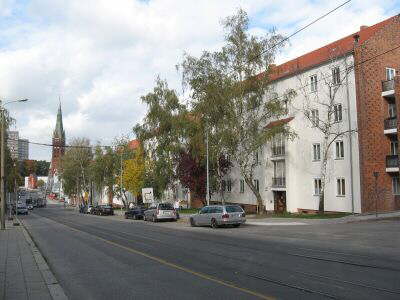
[19,219,68,300]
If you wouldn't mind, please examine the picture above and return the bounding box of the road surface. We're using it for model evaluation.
[20,205,400,299]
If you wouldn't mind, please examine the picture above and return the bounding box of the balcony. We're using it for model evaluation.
[384,117,397,135]
[382,79,395,98]
[386,155,399,172]
[271,146,285,159]
[272,177,286,188]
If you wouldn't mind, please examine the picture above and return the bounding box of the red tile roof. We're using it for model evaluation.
[268,15,397,81]
[265,117,294,129]
[128,139,140,150]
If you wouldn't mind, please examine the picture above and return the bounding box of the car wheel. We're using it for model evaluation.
[211,218,218,229]
[190,218,196,227]
[152,215,158,222]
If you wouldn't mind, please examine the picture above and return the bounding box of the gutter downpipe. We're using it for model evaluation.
[345,56,355,215]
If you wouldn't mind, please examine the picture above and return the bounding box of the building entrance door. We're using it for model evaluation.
[274,191,287,213]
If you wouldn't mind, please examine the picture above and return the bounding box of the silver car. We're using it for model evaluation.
[144,203,178,222]
[189,205,246,228]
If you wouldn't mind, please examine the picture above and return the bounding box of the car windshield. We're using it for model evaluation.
[159,203,174,210]
[225,205,243,213]
[102,205,111,208]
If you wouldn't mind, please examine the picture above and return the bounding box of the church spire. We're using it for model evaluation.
[53,101,65,140]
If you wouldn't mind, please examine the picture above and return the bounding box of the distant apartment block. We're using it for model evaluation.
[7,131,19,160]
[18,139,29,160]
[7,131,29,161]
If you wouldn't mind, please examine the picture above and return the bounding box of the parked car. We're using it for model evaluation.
[144,203,178,222]
[15,203,29,215]
[96,205,114,216]
[125,206,145,220]
[86,205,93,214]
[27,204,34,210]
[189,205,246,228]
[91,205,100,215]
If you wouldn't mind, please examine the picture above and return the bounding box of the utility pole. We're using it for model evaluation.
[206,129,210,206]
[120,148,123,210]
[1,105,5,230]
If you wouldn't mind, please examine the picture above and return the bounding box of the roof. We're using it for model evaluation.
[268,15,397,81]
[265,117,294,129]
[128,139,140,150]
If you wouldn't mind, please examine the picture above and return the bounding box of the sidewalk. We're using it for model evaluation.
[0,219,67,300]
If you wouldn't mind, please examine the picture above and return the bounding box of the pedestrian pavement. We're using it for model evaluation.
[0,219,67,300]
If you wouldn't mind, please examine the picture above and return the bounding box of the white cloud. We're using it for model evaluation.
[0,0,396,160]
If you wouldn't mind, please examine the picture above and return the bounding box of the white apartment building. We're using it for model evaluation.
[210,15,400,214]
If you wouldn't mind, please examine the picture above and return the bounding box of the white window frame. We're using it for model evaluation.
[240,179,245,193]
[335,140,344,159]
[311,109,319,127]
[392,177,400,195]
[314,178,322,196]
[386,67,396,81]
[312,143,321,161]
[310,74,318,92]
[334,103,343,122]
[332,66,340,85]
[336,178,345,197]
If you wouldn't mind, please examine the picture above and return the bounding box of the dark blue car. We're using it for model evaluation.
[124,206,145,220]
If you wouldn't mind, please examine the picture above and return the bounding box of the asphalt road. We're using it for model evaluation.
[20,205,400,300]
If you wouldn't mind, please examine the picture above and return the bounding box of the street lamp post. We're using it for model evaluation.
[0,98,28,230]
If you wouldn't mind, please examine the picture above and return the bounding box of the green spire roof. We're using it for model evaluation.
[53,102,65,140]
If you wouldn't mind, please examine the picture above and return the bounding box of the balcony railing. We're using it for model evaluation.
[384,117,397,130]
[272,177,286,188]
[386,155,399,168]
[271,146,285,157]
[382,79,395,92]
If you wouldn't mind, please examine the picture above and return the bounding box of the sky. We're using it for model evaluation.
[0,0,398,161]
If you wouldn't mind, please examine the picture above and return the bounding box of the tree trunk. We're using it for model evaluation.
[318,192,324,213]
[244,177,264,214]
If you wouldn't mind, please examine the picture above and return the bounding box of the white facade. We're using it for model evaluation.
[211,54,362,213]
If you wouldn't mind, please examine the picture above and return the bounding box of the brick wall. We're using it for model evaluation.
[354,16,400,212]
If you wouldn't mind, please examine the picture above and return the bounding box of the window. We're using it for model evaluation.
[391,140,398,155]
[386,68,396,80]
[200,207,209,214]
[332,66,341,85]
[313,143,321,161]
[388,103,397,118]
[240,179,245,193]
[334,104,342,122]
[335,140,344,159]
[310,74,318,92]
[337,178,346,196]
[314,179,322,195]
[311,109,319,127]
[392,177,400,195]
[254,179,259,192]
[225,205,244,213]
[272,134,284,156]
[227,180,232,192]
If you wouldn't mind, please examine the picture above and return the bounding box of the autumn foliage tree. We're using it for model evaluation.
[122,145,145,200]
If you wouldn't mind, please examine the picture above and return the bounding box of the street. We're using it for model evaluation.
[19,204,400,300]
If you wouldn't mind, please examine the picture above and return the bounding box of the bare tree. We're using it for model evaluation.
[296,53,357,212]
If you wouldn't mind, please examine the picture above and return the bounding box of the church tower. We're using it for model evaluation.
[50,103,65,175]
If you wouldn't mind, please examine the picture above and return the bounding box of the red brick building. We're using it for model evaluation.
[50,103,65,176]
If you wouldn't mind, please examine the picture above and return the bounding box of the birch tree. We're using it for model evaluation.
[180,9,295,213]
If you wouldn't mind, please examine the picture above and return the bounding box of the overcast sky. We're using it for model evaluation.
[0,0,398,161]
